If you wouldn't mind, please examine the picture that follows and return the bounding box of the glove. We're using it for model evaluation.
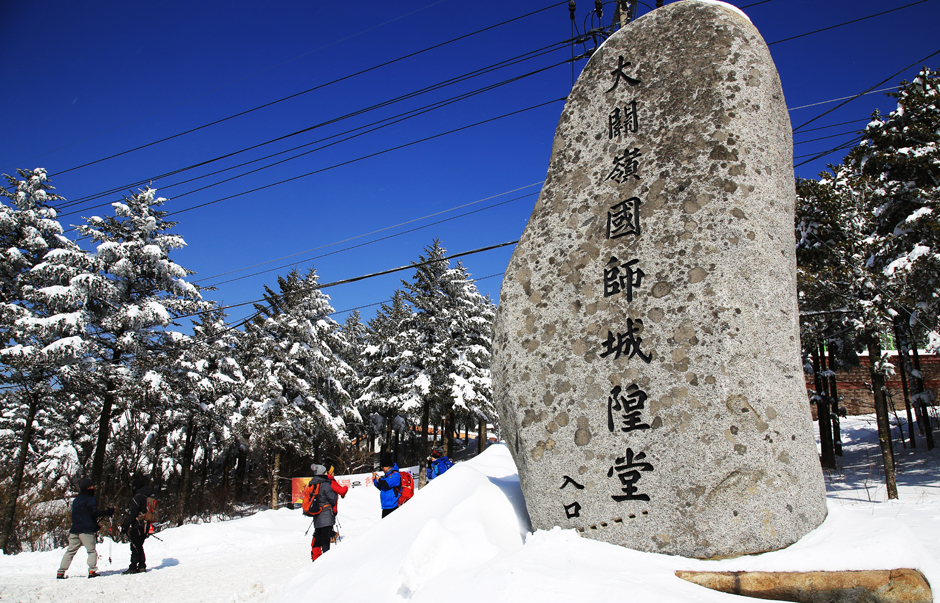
[119,525,127,535]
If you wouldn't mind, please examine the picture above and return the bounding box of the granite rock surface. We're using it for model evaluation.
[492,0,828,559]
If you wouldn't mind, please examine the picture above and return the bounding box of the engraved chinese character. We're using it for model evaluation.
[604,256,644,301]
[607,448,654,502]
[607,384,650,433]
[607,197,642,239]
[564,501,582,518]
[560,476,585,490]
[606,56,642,93]
[599,320,653,364]
[607,147,642,184]
[608,101,639,139]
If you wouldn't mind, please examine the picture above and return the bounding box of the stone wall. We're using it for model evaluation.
[806,354,940,417]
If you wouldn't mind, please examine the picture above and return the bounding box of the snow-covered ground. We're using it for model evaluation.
[2,414,939,602]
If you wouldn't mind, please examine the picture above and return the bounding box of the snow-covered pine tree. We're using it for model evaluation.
[238,267,356,508]
[846,67,940,345]
[396,240,497,479]
[359,291,423,461]
[439,260,496,458]
[0,169,89,553]
[160,306,244,524]
[845,67,940,450]
[72,187,210,496]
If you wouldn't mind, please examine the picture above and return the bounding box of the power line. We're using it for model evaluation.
[793,118,870,133]
[201,241,520,337]
[328,272,505,318]
[793,136,864,167]
[792,48,940,133]
[48,1,569,178]
[206,192,538,288]
[57,45,570,215]
[161,97,566,219]
[767,0,932,46]
[1,0,454,173]
[788,88,898,111]
[194,182,542,284]
[794,129,864,145]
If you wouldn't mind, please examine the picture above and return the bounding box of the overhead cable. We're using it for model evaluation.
[194,182,543,283]
[49,1,569,177]
[767,0,932,46]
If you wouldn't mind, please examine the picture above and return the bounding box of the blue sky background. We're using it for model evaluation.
[2,0,938,329]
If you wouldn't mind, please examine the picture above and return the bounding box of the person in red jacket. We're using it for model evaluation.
[326,466,348,543]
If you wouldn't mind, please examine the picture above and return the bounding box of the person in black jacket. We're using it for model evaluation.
[57,478,114,579]
[120,477,154,574]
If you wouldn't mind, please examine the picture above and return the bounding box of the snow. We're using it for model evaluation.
[2,415,940,602]
[690,0,751,23]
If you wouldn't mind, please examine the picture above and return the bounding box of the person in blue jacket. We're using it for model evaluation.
[372,454,401,518]
[57,478,113,579]
[426,449,454,481]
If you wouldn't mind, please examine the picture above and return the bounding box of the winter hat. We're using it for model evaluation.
[79,478,94,492]
[310,463,327,476]
[379,453,393,468]
[429,450,441,459]
[131,476,147,491]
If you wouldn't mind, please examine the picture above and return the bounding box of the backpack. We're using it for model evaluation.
[301,480,328,517]
[397,471,415,506]
[432,457,453,479]
[140,496,160,523]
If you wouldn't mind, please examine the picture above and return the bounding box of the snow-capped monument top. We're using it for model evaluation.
[492,0,827,559]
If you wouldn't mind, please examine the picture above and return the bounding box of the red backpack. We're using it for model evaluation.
[398,471,415,506]
[301,481,328,517]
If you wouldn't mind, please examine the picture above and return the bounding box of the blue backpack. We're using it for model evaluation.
[429,457,454,479]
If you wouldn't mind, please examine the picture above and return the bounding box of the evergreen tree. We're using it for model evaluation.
[239,268,355,507]
[0,169,89,552]
[73,187,209,494]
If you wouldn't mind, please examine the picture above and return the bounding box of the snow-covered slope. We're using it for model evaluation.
[2,415,939,603]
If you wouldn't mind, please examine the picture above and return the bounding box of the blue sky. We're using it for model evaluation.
[2,0,938,329]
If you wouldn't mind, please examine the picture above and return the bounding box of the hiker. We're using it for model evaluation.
[326,466,349,513]
[57,478,114,579]
[120,476,154,574]
[426,449,454,481]
[371,454,401,518]
[305,464,338,562]
[324,466,348,544]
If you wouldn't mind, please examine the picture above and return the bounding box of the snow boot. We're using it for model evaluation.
[88,570,100,579]
[56,570,65,579]
[311,546,322,562]
[122,567,139,575]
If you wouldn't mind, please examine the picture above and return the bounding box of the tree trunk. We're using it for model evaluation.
[894,325,917,449]
[812,350,836,469]
[176,413,197,526]
[910,345,935,450]
[92,378,119,494]
[445,407,456,458]
[0,389,40,554]
[868,341,898,500]
[826,342,843,456]
[234,442,249,499]
[271,449,280,510]
[418,398,431,487]
[477,417,486,456]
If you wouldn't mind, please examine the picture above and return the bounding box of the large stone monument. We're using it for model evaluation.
[492,0,828,559]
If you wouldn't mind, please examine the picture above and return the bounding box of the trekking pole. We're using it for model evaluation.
[150,534,164,542]
[304,516,315,536]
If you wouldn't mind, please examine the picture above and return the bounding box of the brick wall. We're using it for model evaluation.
[806,353,940,417]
